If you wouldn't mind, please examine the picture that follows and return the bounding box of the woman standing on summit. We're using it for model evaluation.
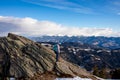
[53,43,60,62]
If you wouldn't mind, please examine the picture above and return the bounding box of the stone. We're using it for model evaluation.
[0,33,97,80]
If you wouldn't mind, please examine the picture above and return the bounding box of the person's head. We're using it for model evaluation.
[57,42,61,45]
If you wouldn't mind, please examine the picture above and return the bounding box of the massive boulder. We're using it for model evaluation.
[0,33,97,79]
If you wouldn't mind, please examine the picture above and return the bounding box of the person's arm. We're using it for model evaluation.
[57,44,60,53]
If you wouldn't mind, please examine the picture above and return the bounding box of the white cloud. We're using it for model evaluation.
[22,0,120,15]
[0,16,120,37]
[22,0,94,14]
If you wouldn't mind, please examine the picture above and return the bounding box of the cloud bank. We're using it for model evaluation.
[0,16,119,37]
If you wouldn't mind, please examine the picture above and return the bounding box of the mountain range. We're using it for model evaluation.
[30,36,120,78]
[30,36,120,49]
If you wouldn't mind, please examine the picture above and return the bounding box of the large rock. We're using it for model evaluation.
[0,33,97,79]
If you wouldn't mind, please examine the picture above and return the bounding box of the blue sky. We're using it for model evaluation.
[0,0,120,36]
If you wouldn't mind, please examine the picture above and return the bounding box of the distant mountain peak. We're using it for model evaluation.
[30,36,120,49]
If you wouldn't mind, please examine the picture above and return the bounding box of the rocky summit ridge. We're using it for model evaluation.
[0,33,96,79]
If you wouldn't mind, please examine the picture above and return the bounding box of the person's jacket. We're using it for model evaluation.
[53,44,60,53]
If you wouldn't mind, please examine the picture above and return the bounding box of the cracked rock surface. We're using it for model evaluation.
[0,33,97,79]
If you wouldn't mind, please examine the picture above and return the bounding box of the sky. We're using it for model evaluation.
[0,0,120,37]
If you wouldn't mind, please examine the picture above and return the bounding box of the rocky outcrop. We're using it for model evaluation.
[0,33,97,79]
